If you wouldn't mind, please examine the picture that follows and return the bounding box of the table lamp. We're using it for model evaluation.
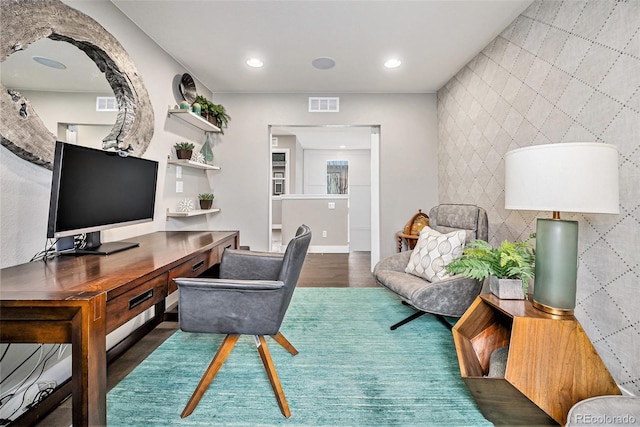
[505,143,619,315]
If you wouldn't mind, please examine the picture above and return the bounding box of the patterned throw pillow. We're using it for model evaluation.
[405,226,466,282]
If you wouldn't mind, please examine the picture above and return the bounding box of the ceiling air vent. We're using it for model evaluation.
[96,96,118,112]
[309,97,339,113]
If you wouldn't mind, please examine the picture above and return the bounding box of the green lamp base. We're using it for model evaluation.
[533,218,579,316]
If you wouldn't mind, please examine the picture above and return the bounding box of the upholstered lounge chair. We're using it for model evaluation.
[374,204,488,330]
[174,224,311,418]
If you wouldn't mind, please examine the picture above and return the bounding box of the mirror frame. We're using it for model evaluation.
[0,0,154,169]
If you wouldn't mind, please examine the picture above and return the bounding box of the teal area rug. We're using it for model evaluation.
[107,288,490,426]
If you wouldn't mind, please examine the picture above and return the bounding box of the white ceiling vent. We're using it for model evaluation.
[309,97,339,113]
[96,96,118,112]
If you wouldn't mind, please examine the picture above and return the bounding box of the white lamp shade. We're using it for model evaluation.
[505,143,619,214]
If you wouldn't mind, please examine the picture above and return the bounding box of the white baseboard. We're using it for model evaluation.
[308,245,349,254]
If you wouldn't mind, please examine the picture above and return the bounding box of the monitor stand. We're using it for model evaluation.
[57,232,139,256]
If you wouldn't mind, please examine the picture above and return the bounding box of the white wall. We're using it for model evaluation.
[208,92,438,260]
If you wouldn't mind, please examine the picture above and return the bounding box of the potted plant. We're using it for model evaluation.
[198,193,214,210]
[209,102,231,134]
[195,95,214,122]
[174,142,195,160]
[445,239,535,299]
[195,95,231,134]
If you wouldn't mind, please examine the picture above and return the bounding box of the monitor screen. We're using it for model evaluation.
[47,141,158,248]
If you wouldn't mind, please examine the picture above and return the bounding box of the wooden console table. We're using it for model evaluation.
[452,293,620,425]
[0,230,238,426]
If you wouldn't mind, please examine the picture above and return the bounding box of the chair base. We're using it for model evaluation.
[181,332,297,419]
[390,309,454,330]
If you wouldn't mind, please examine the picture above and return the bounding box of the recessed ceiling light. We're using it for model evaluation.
[246,58,264,68]
[384,58,402,69]
[32,56,66,69]
[339,145,347,149]
[312,57,336,70]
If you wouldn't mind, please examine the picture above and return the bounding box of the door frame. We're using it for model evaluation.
[267,124,380,270]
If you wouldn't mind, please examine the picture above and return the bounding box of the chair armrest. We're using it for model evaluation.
[220,249,284,280]
[411,274,483,317]
[373,251,412,275]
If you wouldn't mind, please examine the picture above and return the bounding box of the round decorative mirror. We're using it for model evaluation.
[0,0,154,169]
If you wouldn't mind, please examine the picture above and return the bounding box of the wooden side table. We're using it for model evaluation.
[452,293,620,425]
[395,232,418,252]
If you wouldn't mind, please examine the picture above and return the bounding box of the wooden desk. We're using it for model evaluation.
[0,230,238,426]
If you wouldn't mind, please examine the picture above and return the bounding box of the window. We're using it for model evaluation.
[327,160,348,194]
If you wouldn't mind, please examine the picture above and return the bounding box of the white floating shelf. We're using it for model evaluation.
[167,159,220,170]
[167,108,221,133]
[166,208,220,218]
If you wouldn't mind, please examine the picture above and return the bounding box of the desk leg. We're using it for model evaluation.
[71,294,107,426]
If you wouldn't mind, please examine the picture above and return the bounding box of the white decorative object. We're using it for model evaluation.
[191,152,205,163]
[178,198,194,212]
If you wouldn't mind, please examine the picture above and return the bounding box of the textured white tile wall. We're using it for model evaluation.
[437,0,639,394]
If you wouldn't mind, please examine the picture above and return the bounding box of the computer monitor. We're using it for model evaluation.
[47,141,158,255]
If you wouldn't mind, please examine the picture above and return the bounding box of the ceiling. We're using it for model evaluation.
[112,0,533,94]
[0,1,533,94]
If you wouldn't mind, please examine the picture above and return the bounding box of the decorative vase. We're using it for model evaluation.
[179,101,189,110]
[191,102,201,115]
[200,133,214,164]
[489,276,525,300]
[176,149,192,160]
[199,199,213,210]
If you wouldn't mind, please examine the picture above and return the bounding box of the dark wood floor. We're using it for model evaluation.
[298,251,378,288]
[36,251,376,426]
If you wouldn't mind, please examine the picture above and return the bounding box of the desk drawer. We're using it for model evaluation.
[107,273,168,333]
[217,237,237,258]
[168,250,212,294]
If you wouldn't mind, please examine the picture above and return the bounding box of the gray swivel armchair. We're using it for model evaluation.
[173,224,311,419]
[374,204,488,330]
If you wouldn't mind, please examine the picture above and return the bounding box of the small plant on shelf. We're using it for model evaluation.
[198,193,214,210]
[174,142,195,150]
[446,238,535,297]
[174,142,195,160]
[209,103,231,133]
[195,95,231,134]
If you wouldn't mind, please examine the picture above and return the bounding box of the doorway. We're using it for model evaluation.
[268,125,380,270]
